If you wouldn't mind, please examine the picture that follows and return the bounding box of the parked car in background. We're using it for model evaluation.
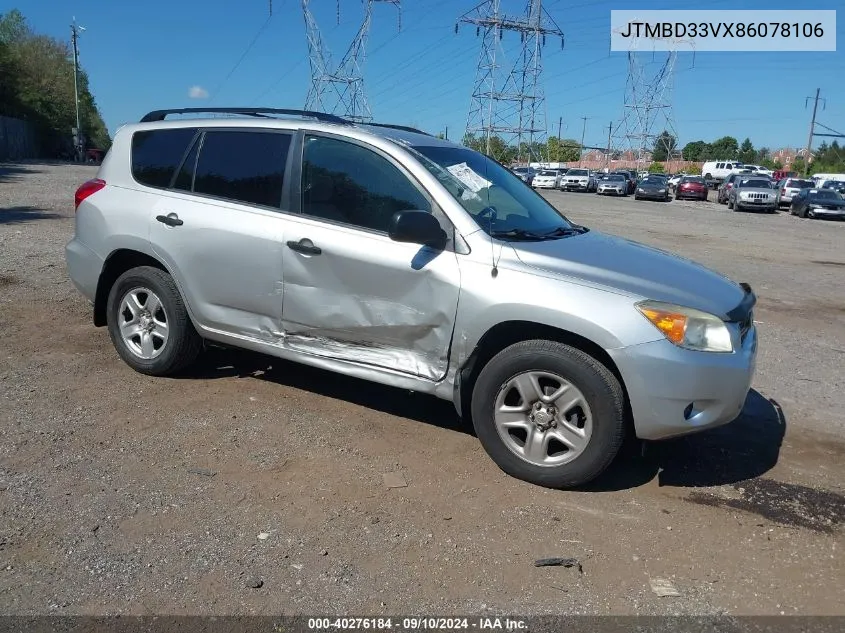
[702,160,745,184]
[667,174,685,190]
[512,167,536,186]
[561,168,596,192]
[819,179,845,195]
[65,106,760,489]
[717,173,745,204]
[742,165,773,177]
[775,177,816,207]
[790,188,845,219]
[675,176,709,201]
[728,176,777,213]
[532,169,562,189]
[596,173,628,196]
[634,175,670,201]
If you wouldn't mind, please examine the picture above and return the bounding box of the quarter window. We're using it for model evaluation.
[300,135,430,232]
[131,128,197,189]
[192,130,292,208]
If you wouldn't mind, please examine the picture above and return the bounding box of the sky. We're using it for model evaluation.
[5,0,844,151]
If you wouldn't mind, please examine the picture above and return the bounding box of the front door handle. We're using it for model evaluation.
[156,213,183,227]
[286,239,322,256]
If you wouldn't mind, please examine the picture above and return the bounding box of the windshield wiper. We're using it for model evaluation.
[541,225,588,237]
[489,228,559,241]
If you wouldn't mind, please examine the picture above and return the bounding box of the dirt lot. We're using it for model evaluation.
[1,163,843,616]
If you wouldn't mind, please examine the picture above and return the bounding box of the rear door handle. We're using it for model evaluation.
[286,238,322,256]
[156,213,183,227]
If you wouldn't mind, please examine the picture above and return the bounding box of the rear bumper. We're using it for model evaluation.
[65,237,103,302]
[608,326,757,441]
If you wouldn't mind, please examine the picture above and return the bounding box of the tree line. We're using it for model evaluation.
[0,9,110,157]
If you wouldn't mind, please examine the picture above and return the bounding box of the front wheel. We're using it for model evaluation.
[470,340,626,489]
[106,266,202,376]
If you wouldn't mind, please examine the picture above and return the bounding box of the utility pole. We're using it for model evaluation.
[578,116,589,167]
[458,1,564,162]
[557,116,562,139]
[804,88,824,172]
[605,120,612,170]
[71,18,84,162]
[445,125,448,140]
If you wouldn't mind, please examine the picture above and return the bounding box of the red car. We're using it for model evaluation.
[675,176,709,201]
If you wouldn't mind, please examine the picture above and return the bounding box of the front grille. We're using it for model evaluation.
[744,192,770,200]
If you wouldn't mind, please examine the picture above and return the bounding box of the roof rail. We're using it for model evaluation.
[365,122,432,136]
[139,107,351,125]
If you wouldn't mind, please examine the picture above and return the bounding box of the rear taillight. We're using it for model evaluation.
[781,189,786,195]
[74,178,106,210]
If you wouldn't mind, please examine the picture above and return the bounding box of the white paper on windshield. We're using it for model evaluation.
[447,162,492,193]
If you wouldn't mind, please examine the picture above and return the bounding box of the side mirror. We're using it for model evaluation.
[388,210,448,249]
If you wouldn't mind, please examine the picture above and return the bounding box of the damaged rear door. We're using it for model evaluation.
[280,133,461,381]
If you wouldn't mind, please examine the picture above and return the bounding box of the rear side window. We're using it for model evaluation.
[131,128,198,188]
[193,130,292,208]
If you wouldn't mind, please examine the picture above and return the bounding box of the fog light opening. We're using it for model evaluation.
[683,402,695,420]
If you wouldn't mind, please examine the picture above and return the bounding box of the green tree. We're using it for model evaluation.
[681,140,709,161]
[647,162,665,173]
[791,156,806,174]
[651,130,677,162]
[0,9,111,155]
[738,137,756,164]
[707,136,739,160]
[546,137,581,162]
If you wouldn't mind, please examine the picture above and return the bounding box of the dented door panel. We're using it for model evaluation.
[281,217,461,381]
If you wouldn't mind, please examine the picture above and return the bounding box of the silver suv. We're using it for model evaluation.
[66,107,758,489]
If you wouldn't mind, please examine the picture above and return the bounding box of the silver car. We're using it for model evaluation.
[66,107,758,489]
[728,176,777,213]
[776,177,816,207]
[596,174,627,196]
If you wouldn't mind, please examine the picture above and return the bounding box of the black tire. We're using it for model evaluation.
[106,266,202,376]
[728,197,734,210]
[470,340,626,489]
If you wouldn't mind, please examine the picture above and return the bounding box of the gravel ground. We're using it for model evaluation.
[0,163,843,617]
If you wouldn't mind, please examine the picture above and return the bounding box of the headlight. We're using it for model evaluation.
[658,188,666,193]
[635,301,734,353]
[637,188,645,193]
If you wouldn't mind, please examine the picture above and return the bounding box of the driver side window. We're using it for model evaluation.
[301,135,431,233]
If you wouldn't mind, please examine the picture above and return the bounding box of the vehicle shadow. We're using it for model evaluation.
[0,205,62,224]
[183,345,472,436]
[181,348,785,491]
[582,389,786,491]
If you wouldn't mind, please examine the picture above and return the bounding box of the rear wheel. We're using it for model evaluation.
[107,266,202,376]
[470,340,626,489]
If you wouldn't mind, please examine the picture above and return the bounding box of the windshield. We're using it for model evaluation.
[739,179,771,188]
[410,144,574,236]
[540,170,557,176]
[682,177,705,184]
[642,177,665,185]
[567,169,588,176]
[606,175,625,181]
[810,190,840,200]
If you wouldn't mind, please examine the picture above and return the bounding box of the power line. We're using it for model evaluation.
[209,11,274,103]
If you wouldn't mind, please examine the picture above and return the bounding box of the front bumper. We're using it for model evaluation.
[736,198,776,211]
[808,207,845,217]
[563,181,590,191]
[533,181,557,189]
[608,324,757,441]
[598,187,624,195]
[677,189,708,199]
[635,190,668,200]
[65,237,103,302]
